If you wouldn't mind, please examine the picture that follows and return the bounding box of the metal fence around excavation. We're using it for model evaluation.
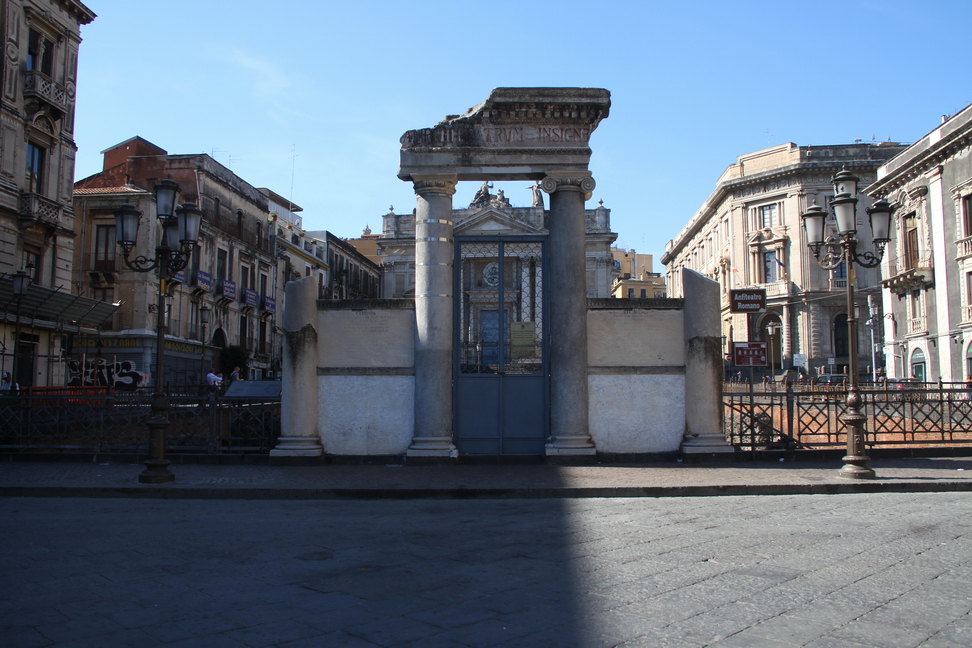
[0,389,280,455]
[725,382,972,451]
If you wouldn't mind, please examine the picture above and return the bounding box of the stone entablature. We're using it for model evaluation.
[399,87,610,183]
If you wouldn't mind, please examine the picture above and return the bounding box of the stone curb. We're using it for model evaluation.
[2,480,971,500]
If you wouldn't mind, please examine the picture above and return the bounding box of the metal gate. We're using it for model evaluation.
[454,237,548,454]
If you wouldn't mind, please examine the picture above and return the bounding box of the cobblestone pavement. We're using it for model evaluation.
[2,492,971,647]
[1,457,971,499]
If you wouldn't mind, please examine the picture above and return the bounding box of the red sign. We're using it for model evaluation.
[733,342,768,367]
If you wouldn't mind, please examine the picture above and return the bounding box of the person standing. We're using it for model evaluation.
[0,371,17,394]
[229,366,243,384]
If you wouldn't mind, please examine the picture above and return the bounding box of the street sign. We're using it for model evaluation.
[729,289,766,314]
[793,353,807,368]
[733,342,768,367]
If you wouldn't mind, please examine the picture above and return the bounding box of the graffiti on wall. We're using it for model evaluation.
[67,357,147,390]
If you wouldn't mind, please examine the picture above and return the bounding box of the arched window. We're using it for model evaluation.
[910,348,926,382]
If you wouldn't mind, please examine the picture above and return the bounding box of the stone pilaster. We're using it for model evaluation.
[543,175,596,455]
[272,276,323,457]
[408,176,458,457]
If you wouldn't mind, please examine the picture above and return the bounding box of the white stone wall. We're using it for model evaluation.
[317,307,415,455]
[587,308,686,453]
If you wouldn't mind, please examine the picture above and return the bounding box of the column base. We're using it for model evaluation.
[681,434,734,453]
[546,438,596,456]
[270,436,323,457]
[407,436,458,457]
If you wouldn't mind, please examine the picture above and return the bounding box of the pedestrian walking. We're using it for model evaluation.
[229,366,243,385]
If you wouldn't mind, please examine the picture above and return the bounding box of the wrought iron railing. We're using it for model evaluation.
[0,389,280,454]
[724,382,972,451]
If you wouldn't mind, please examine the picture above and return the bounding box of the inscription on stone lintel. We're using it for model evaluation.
[402,124,592,149]
[479,125,591,147]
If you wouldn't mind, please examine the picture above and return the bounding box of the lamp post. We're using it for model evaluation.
[10,269,29,393]
[198,304,210,386]
[802,168,893,480]
[765,321,780,383]
[114,179,202,484]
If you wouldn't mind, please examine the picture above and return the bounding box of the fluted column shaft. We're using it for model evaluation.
[408,177,458,456]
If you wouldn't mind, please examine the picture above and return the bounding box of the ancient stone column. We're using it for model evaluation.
[680,268,733,458]
[272,276,323,457]
[407,176,458,457]
[543,175,596,454]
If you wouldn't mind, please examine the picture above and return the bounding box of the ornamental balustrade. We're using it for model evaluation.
[23,70,69,113]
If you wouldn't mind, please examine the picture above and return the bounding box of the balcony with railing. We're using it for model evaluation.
[23,69,70,115]
[83,252,117,274]
[881,252,933,295]
[830,278,847,290]
[908,316,927,335]
[963,304,972,324]
[957,236,972,261]
[19,192,61,229]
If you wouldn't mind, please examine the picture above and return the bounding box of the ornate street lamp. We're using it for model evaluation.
[198,304,210,385]
[114,179,202,484]
[10,269,29,393]
[802,168,893,479]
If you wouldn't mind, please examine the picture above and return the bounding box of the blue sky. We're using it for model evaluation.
[73,0,972,267]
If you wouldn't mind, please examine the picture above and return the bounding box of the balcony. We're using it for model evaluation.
[881,252,933,296]
[958,236,972,261]
[830,278,847,290]
[84,252,117,273]
[23,70,69,116]
[908,316,927,335]
[19,192,61,229]
[964,304,972,323]
[761,280,791,297]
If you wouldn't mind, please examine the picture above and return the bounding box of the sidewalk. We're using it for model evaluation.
[2,456,972,499]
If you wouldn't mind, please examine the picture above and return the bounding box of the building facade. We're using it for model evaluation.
[377,184,617,299]
[662,142,905,378]
[0,0,107,388]
[73,137,283,386]
[611,247,666,299]
[866,103,972,382]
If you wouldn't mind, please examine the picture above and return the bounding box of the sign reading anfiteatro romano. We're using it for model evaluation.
[729,289,766,313]
[733,342,768,367]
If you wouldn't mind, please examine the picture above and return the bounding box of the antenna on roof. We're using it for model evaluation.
[289,144,298,212]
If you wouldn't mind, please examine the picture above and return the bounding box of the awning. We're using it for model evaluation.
[0,275,118,329]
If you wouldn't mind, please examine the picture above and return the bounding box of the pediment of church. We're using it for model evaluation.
[454,209,543,236]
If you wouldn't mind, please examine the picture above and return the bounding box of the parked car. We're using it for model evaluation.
[885,377,924,402]
[814,374,849,386]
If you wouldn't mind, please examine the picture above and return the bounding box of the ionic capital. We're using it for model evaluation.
[541,175,596,198]
[412,176,458,197]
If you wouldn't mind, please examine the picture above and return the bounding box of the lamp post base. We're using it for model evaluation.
[838,456,876,480]
[139,459,175,484]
